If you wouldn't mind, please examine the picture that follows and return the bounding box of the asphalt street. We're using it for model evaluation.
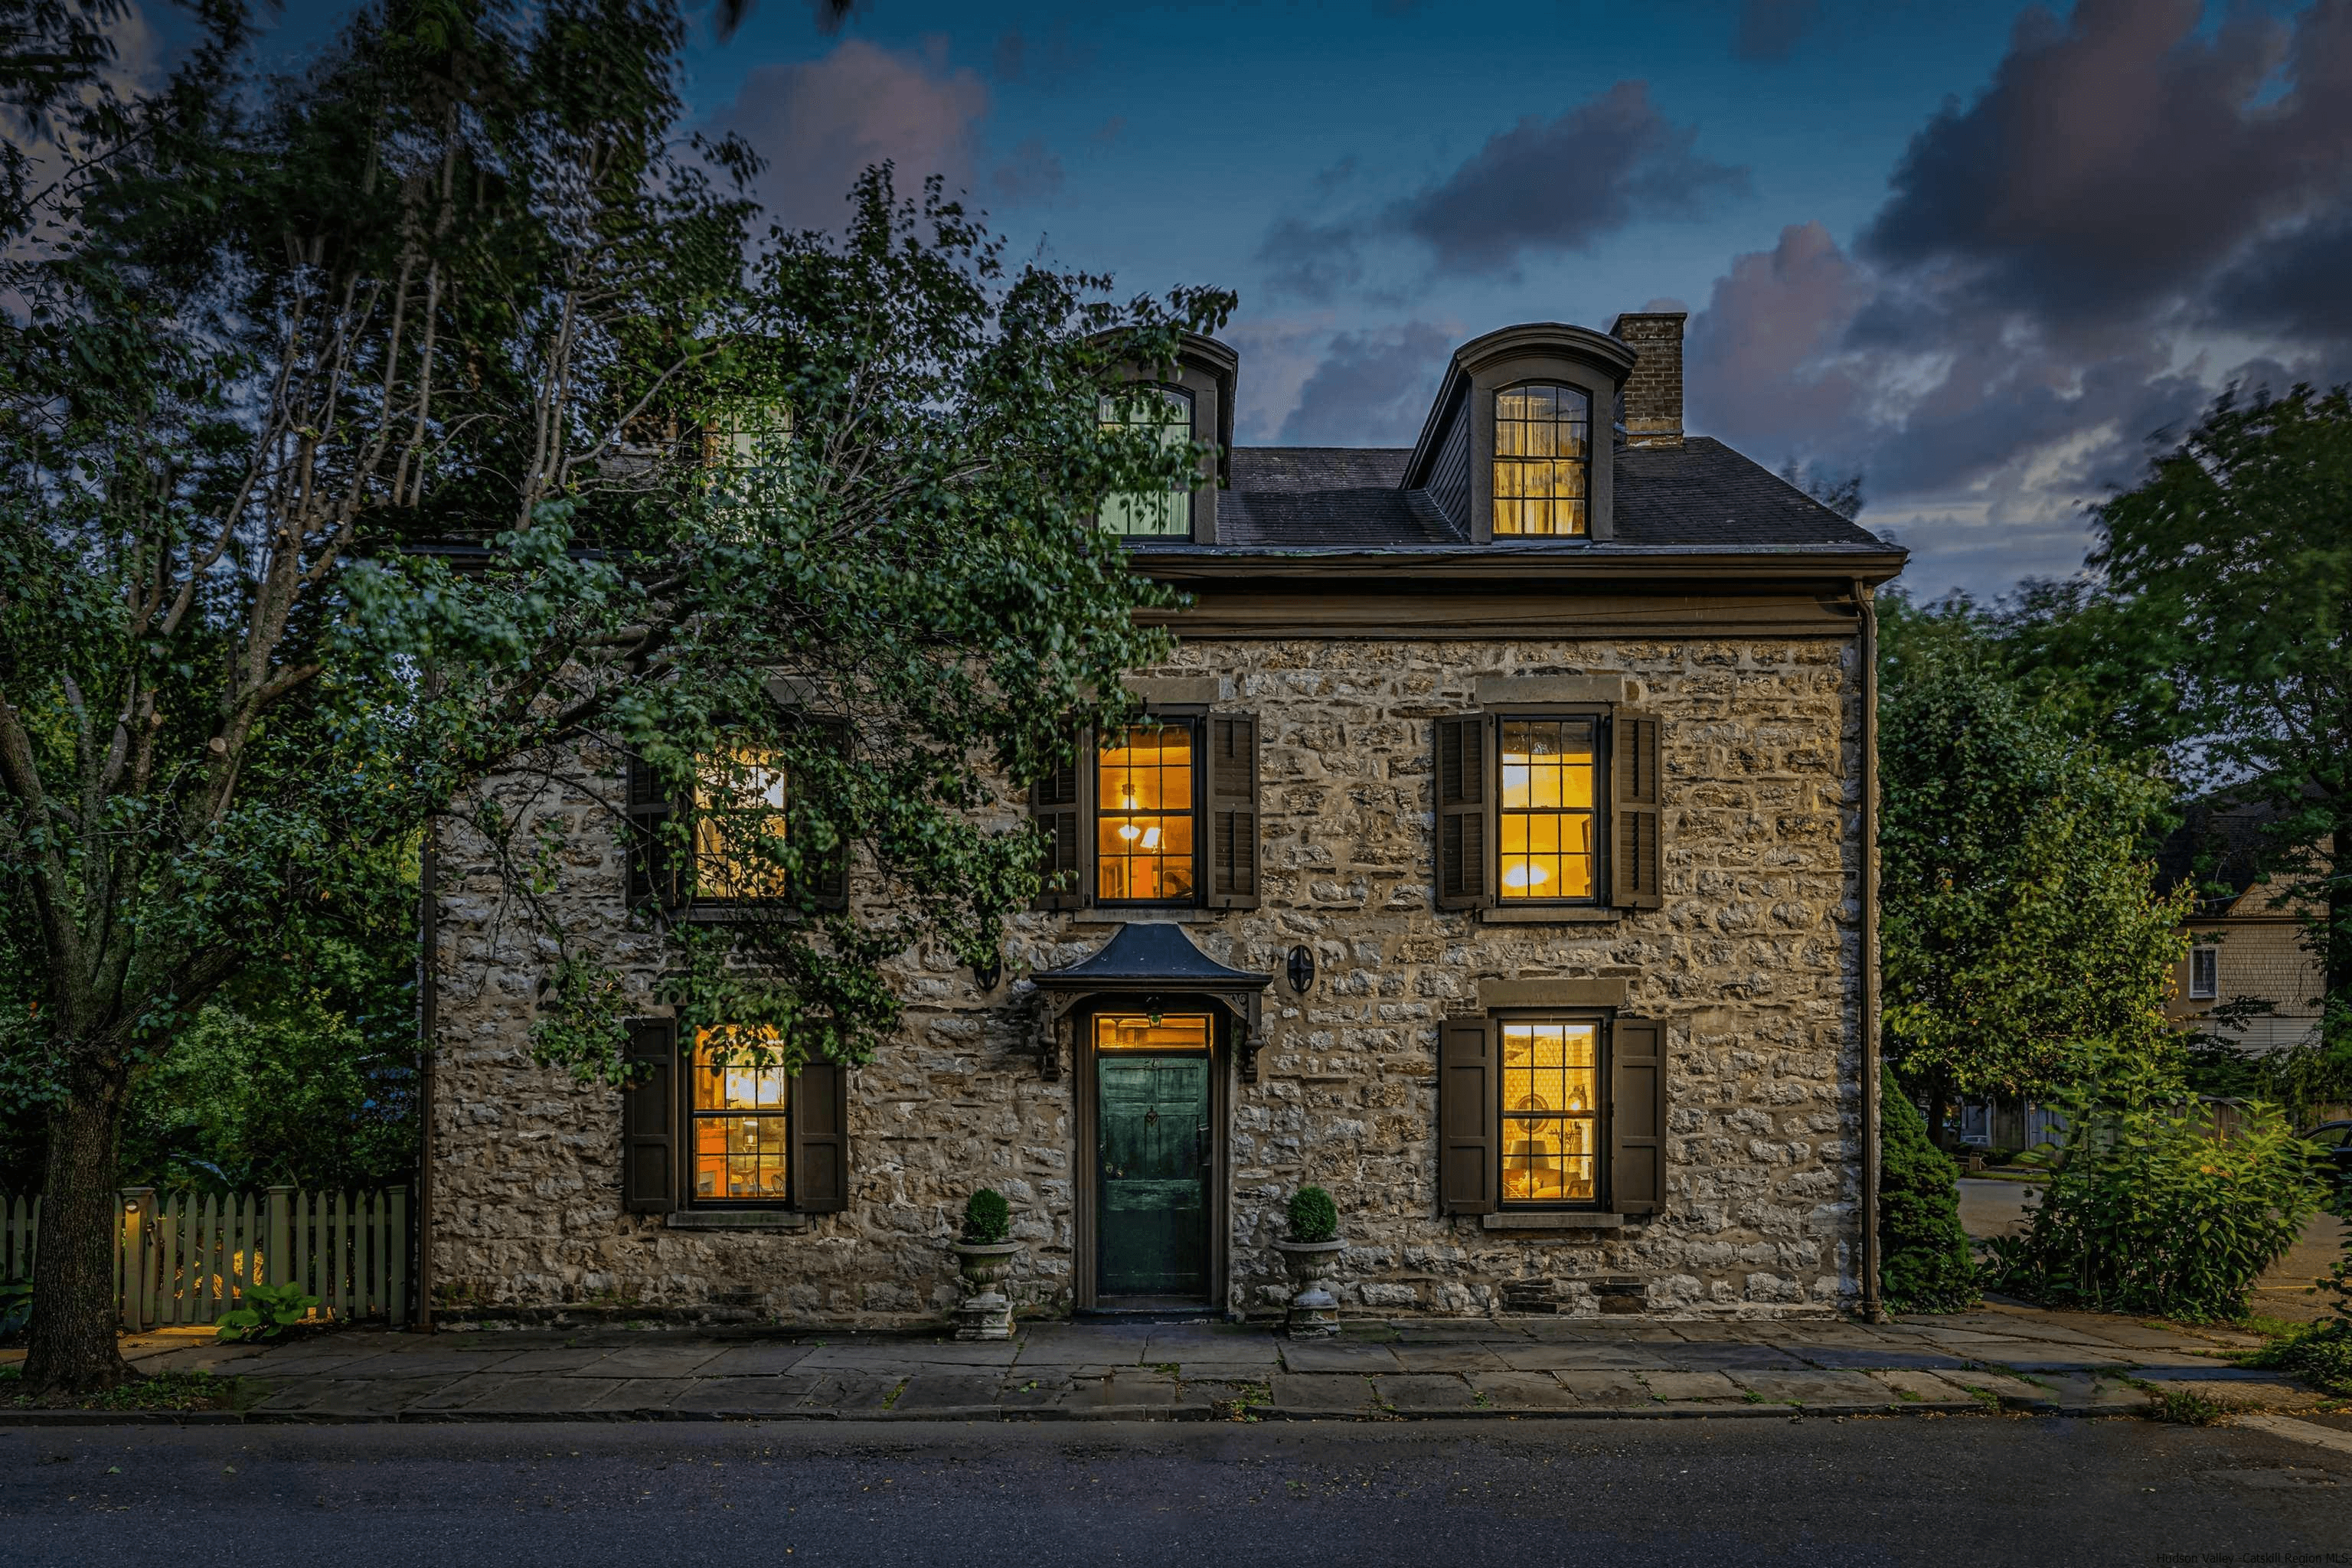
[5,1415,2348,1567]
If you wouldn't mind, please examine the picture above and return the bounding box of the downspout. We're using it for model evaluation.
[415,825,437,1332]
[1855,578,1885,1324]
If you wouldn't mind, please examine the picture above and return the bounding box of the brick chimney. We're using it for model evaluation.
[1609,311,1685,448]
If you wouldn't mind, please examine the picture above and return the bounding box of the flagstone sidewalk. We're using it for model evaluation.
[3,1302,2334,1425]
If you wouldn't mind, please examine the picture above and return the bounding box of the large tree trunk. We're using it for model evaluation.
[20,1060,132,1399]
[1922,1070,1954,1156]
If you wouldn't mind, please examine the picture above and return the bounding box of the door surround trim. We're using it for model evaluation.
[1072,998,1230,1312]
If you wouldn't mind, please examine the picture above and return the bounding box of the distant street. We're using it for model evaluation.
[5,1416,2350,1567]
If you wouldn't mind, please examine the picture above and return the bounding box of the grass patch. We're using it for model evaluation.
[2243,1324,2352,1397]
[1152,1361,1180,1378]
[5,1369,236,1412]
[879,1376,909,1411]
[2146,1387,2230,1426]
[1212,1380,1272,1422]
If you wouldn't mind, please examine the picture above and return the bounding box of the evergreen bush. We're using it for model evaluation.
[960,1188,1011,1245]
[1985,1099,2324,1322]
[1879,1068,1978,1312]
[1287,1186,1338,1243]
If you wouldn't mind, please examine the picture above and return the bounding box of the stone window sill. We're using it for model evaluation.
[665,1210,811,1232]
[1068,909,1223,926]
[677,904,805,926]
[1481,1210,1625,1231]
[1478,906,1620,925]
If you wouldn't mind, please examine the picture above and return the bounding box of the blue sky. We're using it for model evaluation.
[235,1,2352,602]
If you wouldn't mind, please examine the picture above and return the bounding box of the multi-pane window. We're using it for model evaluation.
[1500,1021,1599,1205]
[691,1027,790,1203]
[1095,1014,1211,1053]
[1498,717,1599,900]
[1097,723,1195,902]
[691,747,791,900]
[2189,945,2220,1001]
[1492,383,1590,537]
[1099,387,1194,537]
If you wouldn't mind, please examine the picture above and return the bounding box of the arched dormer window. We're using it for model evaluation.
[1098,384,1195,537]
[1491,382,1590,537]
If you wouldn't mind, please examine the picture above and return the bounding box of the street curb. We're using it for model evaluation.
[0,1399,2087,1429]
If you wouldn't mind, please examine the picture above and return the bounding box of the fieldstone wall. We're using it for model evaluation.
[430,632,1867,1324]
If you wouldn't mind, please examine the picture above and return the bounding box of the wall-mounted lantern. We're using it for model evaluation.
[1286,946,1315,995]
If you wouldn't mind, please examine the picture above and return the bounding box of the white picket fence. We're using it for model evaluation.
[2,1186,410,1330]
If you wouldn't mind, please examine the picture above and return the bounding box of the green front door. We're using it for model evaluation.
[1096,1031,1211,1300]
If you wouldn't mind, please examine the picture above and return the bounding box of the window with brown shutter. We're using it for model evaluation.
[790,1056,851,1213]
[621,1018,678,1214]
[1609,710,1663,910]
[1029,759,1085,910]
[1438,1018,1498,1215]
[1609,1017,1667,1214]
[1434,715,1488,909]
[1205,711,1259,909]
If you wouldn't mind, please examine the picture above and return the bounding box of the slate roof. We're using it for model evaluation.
[2155,789,2298,910]
[1031,920,1272,991]
[1195,438,1890,554]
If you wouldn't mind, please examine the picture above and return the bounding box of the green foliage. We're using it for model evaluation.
[1877,1069,1978,1313]
[959,1188,1011,1246]
[1287,1185,1339,1243]
[214,1281,320,1344]
[1878,599,2194,1109]
[2096,384,2352,1013]
[2146,1387,2230,1425]
[2247,1178,2352,1396]
[0,1279,29,1340]
[5,1369,235,1413]
[1985,1101,2324,1321]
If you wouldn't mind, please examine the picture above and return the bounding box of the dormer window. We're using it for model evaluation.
[1098,386,1195,537]
[1492,383,1590,537]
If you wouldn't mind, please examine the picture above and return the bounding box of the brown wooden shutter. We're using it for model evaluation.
[793,718,851,913]
[624,753,681,909]
[1028,753,1086,910]
[1205,711,1259,909]
[1609,709,1664,910]
[1434,714,1490,910]
[620,1017,678,1214]
[1610,1017,1667,1214]
[791,1056,851,1213]
[1438,1017,1498,1214]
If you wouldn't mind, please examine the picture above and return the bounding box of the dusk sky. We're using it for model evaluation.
[233,0,2352,603]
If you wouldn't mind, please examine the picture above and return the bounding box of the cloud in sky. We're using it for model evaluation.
[1680,0,2352,597]
[1733,0,1820,62]
[1258,80,1746,297]
[1276,322,1458,446]
[713,38,990,232]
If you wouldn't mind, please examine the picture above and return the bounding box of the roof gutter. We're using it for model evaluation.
[1140,547,1910,586]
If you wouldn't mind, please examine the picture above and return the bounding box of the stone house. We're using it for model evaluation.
[423,313,1907,1325]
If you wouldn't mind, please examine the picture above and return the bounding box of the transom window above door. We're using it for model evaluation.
[1094,1014,1211,1052]
[1096,722,1197,903]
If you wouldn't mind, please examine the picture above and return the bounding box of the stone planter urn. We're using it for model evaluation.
[1272,1237,1345,1340]
[949,1240,1024,1341]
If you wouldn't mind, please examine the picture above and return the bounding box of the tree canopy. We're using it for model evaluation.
[0,0,1228,1395]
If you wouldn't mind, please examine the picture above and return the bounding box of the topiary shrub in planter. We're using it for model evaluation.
[961,1187,1011,1245]
[1880,1068,1978,1313]
[1287,1185,1338,1243]
[1984,1099,2324,1323]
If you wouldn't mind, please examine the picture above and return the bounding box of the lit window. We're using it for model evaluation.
[1093,1014,1211,1052]
[691,747,792,900]
[1099,387,1194,537]
[1493,383,1589,537]
[1501,1021,1599,1205]
[691,1027,790,1202]
[1498,717,1597,900]
[1096,723,1194,902]
[2188,945,2219,1001]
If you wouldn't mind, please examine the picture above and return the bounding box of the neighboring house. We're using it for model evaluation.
[425,313,1906,1325]
[2158,792,2325,1055]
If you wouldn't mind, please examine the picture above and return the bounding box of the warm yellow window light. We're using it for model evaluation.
[691,1025,790,1201]
[1493,383,1589,537]
[1096,723,1194,901]
[1498,717,1596,900]
[692,746,791,900]
[1500,1021,1599,1204]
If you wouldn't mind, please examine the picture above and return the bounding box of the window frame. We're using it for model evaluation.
[1489,379,1595,540]
[2187,944,2220,1001]
[1492,1011,1611,1212]
[1091,708,1205,909]
[685,1027,795,1209]
[1097,382,1197,541]
[1492,706,1611,908]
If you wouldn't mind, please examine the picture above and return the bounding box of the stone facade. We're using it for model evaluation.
[429,629,1869,1325]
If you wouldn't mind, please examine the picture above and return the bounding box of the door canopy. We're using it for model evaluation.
[1031,922,1274,1082]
